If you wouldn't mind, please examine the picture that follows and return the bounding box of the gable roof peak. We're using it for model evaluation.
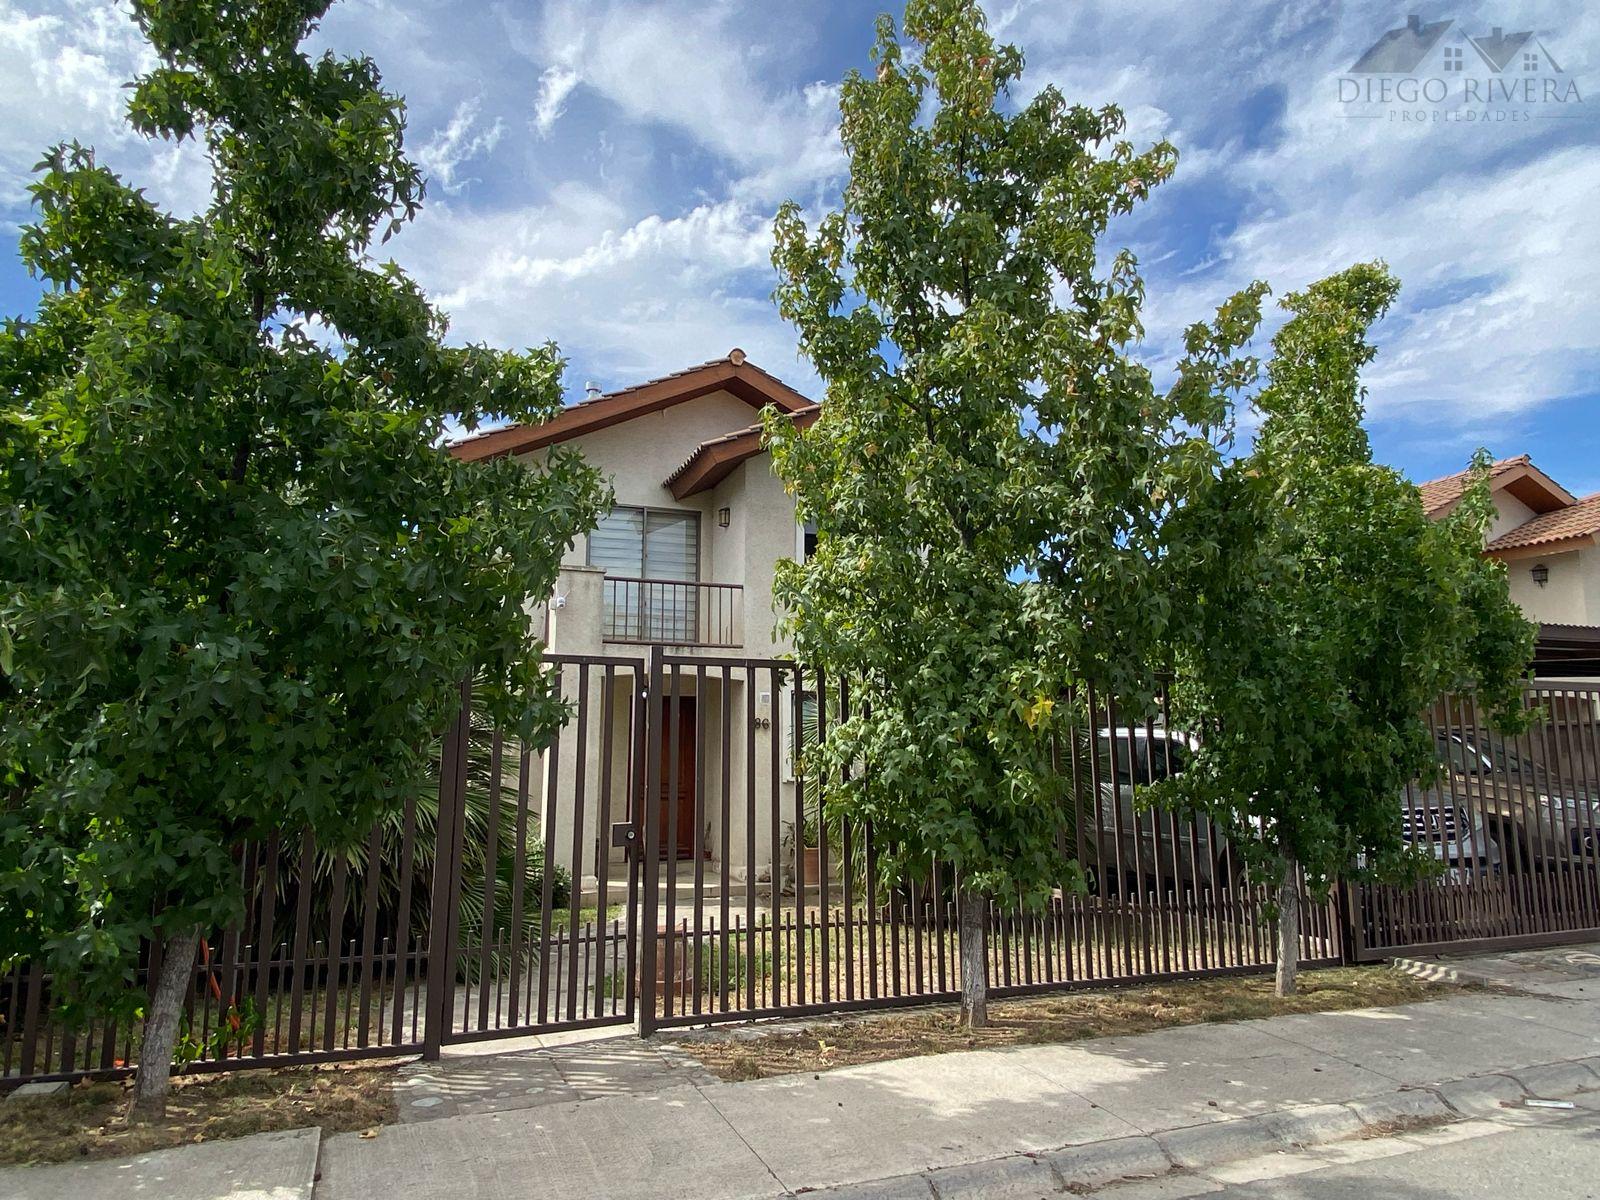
[447,351,814,462]
[1417,453,1574,519]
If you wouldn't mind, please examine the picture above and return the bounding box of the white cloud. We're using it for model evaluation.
[4,0,1595,452]
[533,65,579,137]
[512,0,844,203]
[415,97,505,194]
[0,1,210,217]
[1004,0,1600,431]
[396,187,803,388]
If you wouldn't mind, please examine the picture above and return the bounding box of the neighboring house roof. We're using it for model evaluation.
[447,349,814,462]
[1350,15,1455,72]
[1485,492,1600,555]
[1470,28,1561,72]
[1416,454,1574,518]
[666,405,821,499]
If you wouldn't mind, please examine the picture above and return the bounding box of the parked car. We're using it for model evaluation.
[1433,729,1600,869]
[1082,727,1506,895]
[1397,791,1501,879]
[1083,727,1240,896]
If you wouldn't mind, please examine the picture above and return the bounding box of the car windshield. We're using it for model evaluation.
[1435,731,1542,783]
[1094,733,1188,786]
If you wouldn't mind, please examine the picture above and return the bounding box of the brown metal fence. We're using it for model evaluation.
[633,653,1340,1033]
[2,795,439,1084]
[1351,682,1600,960]
[5,653,1598,1086]
[427,656,645,1048]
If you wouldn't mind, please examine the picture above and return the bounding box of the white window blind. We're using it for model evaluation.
[641,509,698,581]
[589,507,645,577]
[590,506,701,642]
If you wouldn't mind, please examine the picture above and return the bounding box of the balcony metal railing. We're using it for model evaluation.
[601,576,743,647]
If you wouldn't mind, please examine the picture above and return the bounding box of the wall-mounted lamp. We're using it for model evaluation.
[1531,563,1550,588]
[717,506,731,528]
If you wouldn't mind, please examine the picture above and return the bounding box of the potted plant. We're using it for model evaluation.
[800,802,824,883]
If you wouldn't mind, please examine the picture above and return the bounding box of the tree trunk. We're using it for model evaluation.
[1275,857,1299,998]
[128,926,200,1122]
[957,886,988,1029]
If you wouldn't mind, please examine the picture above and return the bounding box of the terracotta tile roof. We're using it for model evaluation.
[1416,455,1531,515]
[1486,492,1600,553]
[446,349,814,462]
[665,404,821,498]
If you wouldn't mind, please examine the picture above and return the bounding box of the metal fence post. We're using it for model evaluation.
[422,675,470,1060]
[637,645,665,1037]
[1336,878,1361,965]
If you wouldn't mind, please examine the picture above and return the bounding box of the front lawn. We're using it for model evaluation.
[0,1061,397,1166]
[673,965,1455,1081]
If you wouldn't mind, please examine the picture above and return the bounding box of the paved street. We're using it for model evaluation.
[1103,1101,1600,1198]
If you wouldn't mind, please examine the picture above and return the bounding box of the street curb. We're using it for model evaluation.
[1433,1073,1527,1116]
[1507,1061,1599,1099]
[1155,1117,1282,1169]
[1344,1088,1454,1128]
[788,1057,1597,1199]
[1038,1136,1172,1192]
[1260,1102,1366,1148]
[925,1153,1061,1198]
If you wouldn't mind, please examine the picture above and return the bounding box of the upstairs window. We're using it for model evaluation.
[590,506,700,642]
[589,505,700,580]
[1444,46,1463,70]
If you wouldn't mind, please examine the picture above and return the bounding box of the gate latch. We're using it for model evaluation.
[611,822,638,851]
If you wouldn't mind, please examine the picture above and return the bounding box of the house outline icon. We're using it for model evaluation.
[1469,25,1563,74]
[1349,14,1565,76]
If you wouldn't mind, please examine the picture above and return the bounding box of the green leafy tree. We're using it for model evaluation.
[1158,263,1534,996]
[765,0,1251,1025]
[0,0,606,1115]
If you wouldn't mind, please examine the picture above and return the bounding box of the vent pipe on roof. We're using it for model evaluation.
[584,381,601,399]
[1491,26,1503,39]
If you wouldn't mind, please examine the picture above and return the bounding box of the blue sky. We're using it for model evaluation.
[3,0,1598,494]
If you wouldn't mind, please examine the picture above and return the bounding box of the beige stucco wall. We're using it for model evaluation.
[520,388,763,582]
[1505,546,1600,625]
[1488,491,1537,542]
[518,388,798,655]
[1449,485,1600,628]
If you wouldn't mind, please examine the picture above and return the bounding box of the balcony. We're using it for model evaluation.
[600,576,743,648]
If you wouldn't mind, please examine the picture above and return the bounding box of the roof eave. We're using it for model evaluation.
[1487,532,1599,561]
[666,405,821,499]
[448,358,814,463]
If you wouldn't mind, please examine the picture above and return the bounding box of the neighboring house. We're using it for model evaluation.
[1349,15,1490,75]
[1419,455,1600,677]
[449,350,819,891]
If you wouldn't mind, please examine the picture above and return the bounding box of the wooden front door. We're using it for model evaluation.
[657,697,697,858]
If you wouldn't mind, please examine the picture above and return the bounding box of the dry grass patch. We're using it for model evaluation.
[676,966,1453,1082]
[0,1060,399,1166]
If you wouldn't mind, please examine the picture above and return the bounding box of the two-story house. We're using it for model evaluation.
[1419,454,1600,677]
[449,350,819,895]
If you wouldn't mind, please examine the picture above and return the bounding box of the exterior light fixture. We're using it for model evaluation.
[1531,563,1550,588]
[717,507,731,528]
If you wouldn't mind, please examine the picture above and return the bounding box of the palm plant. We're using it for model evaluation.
[269,702,569,970]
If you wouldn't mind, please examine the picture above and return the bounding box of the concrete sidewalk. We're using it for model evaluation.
[6,946,1599,1200]
[315,954,1600,1200]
